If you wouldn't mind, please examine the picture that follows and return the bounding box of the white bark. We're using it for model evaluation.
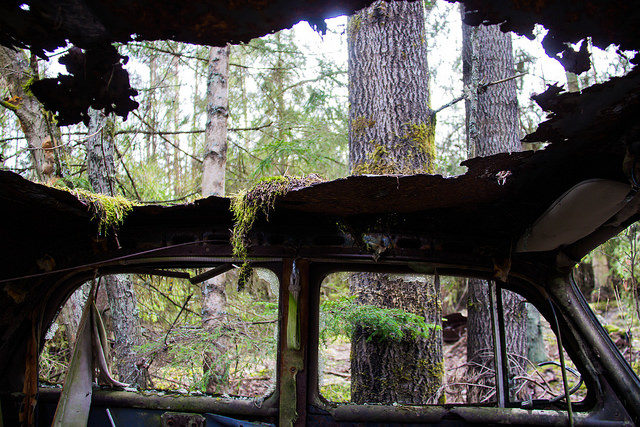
[202,45,230,197]
[201,45,231,394]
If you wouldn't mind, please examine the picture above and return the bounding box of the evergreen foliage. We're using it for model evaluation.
[321,295,441,342]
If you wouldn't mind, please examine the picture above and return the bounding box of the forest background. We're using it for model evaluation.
[1,0,638,401]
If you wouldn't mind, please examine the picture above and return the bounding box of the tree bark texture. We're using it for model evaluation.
[348,0,442,404]
[461,16,527,402]
[102,275,149,386]
[86,110,149,387]
[202,45,230,198]
[0,46,58,182]
[86,109,117,195]
[566,71,580,93]
[461,21,520,157]
[350,273,443,404]
[201,45,230,394]
[348,0,435,175]
[202,274,230,394]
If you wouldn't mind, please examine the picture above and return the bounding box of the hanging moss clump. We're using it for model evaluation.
[72,188,137,236]
[231,174,323,287]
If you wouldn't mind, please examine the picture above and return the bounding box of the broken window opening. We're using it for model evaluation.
[39,266,280,399]
[317,272,589,407]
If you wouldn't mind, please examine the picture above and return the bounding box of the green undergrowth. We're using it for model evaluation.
[320,295,440,342]
[230,175,323,286]
[321,382,351,402]
[72,188,138,235]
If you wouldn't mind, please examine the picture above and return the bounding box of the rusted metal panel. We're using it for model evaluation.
[278,259,309,426]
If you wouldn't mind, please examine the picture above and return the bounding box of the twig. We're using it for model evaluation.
[236,376,271,381]
[431,94,465,116]
[164,294,193,346]
[229,122,273,132]
[139,191,200,205]
[137,281,198,316]
[246,319,278,325]
[481,73,527,91]
[432,73,527,116]
[149,373,192,388]
[0,99,18,112]
[442,381,495,390]
[113,144,142,200]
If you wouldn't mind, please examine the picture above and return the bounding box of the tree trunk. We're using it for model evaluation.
[201,45,230,394]
[591,251,613,302]
[0,46,57,182]
[566,71,580,93]
[202,45,229,197]
[86,109,149,387]
[147,52,158,160]
[348,1,435,176]
[348,0,441,404]
[86,110,117,195]
[461,15,527,402]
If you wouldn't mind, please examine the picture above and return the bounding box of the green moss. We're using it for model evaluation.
[351,117,437,175]
[351,116,375,135]
[604,324,621,334]
[347,14,362,39]
[72,188,137,235]
[230,175,323,287]
[321,382,351,402]
[22,76,36,96]
[424,360,444,399]
[352,144,396,175]
[403,119,436,174]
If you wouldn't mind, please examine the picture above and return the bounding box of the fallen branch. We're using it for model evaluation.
[324,370,351,379]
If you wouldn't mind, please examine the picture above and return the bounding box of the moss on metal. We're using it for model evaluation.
[230,175,323,287]
[72,188,137,235]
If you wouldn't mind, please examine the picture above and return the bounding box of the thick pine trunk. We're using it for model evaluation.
[350,273,442,404]
[86,109,149,387]
[348,0,441,404]
[201,45,230,394]
[461,16,527,402]
[348,1,435,175]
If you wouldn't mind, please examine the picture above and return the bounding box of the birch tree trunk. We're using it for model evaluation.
[461,15,527,403]
[86,109,149,387]
[202,45,229,197]
[201,45,231,394]
[348,0,442,404]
